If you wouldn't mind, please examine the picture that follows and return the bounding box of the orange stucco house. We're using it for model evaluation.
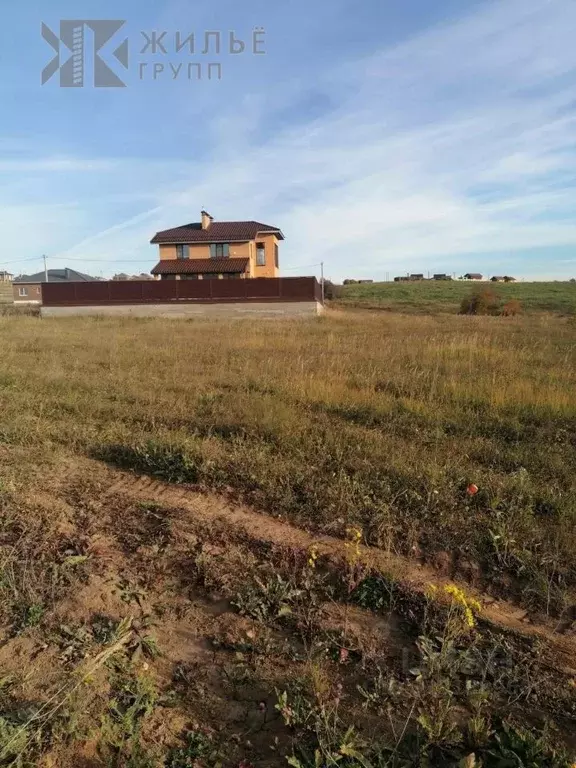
[150,211,284,280]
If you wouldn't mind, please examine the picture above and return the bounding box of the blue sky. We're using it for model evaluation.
[1,0,576,281]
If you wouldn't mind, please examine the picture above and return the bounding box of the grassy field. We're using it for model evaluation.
[0,311,575,766]
[336,280,576,315]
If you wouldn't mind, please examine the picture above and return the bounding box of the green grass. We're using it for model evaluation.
[336,280,576,314]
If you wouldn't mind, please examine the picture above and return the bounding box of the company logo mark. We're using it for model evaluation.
[42,20,129,88]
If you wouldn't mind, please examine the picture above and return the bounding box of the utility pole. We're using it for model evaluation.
[320,261,325,303]
[43,255,48,282]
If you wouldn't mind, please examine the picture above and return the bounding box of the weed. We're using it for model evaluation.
[91,613,118,645]
[0,716,31,765]
[233,573,303,623]
[277,680,371,768]
[460,287,500,315]
[350,574,397,613]
[98,669,158,767]
[501,299,522,316]
[166,729,224,768]
[13,602,45,634]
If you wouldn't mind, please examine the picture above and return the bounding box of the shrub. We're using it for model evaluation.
[501,299,522,316]
[459,287,500,315]
[323,280,341,300]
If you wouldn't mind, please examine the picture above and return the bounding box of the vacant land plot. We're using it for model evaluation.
[0,311,575,766]
[337,280,576,315]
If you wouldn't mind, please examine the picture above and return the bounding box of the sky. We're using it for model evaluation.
[1,0,576,281]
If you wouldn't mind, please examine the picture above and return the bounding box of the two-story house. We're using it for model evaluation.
[150,211,284,280]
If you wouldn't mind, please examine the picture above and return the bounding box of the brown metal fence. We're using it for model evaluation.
[42,277,323,306]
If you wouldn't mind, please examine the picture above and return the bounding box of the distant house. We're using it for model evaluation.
[433,274,452,281]
[490,276,505,282]
[464,273,483,280]
[150,210,284,280]
[113,273,154,281]
[503,276,516,282]
[13,268,98,304]
[409,274,424,281]
[394,276,410,282]
[0,270,13,282]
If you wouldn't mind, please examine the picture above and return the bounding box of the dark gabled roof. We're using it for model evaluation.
[14,268,98,284]
[464,273,483,278]
[151,220,284,244]
[151,258,249,275]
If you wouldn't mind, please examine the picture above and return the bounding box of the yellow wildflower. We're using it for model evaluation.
[344,527,363,559]
[308,546,319,568]
[443,584,481,629]
[425,583,439,600]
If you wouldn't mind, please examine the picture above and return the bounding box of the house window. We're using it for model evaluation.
[18,287,28,297]
[203,273,218,279]
[161,274,177,280]
[211,244,230,258]
[274,244,279,268]
[256,242,266,266]
[180,274,198,280]
[223,273,240,279]
[176,245,189,259]
[36,287,41,294]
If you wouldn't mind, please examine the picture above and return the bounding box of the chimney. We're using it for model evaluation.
[201,210,213,230]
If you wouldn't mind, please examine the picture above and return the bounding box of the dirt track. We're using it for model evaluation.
[97,464,576,677]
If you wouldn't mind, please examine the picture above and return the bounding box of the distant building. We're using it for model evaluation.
[113,273,154,281]
[151,210,283,280]
[0,270,13,282]
[409,274,424,281]
[463,273,483,280]
[357,279,374,284]
[13,267,99,304]
[394,276,410,282]
[491,276,505,282]
[343,279,358,285]
[433,274,452,281]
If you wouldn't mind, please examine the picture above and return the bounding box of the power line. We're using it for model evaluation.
[281,263,322,271]
[0,257,44,267]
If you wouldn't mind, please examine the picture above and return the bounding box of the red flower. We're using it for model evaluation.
[339,647,349,663]
[467,483,479,496]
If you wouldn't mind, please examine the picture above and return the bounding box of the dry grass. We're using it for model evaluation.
[0,310,575,765]
[1,312,576,608]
